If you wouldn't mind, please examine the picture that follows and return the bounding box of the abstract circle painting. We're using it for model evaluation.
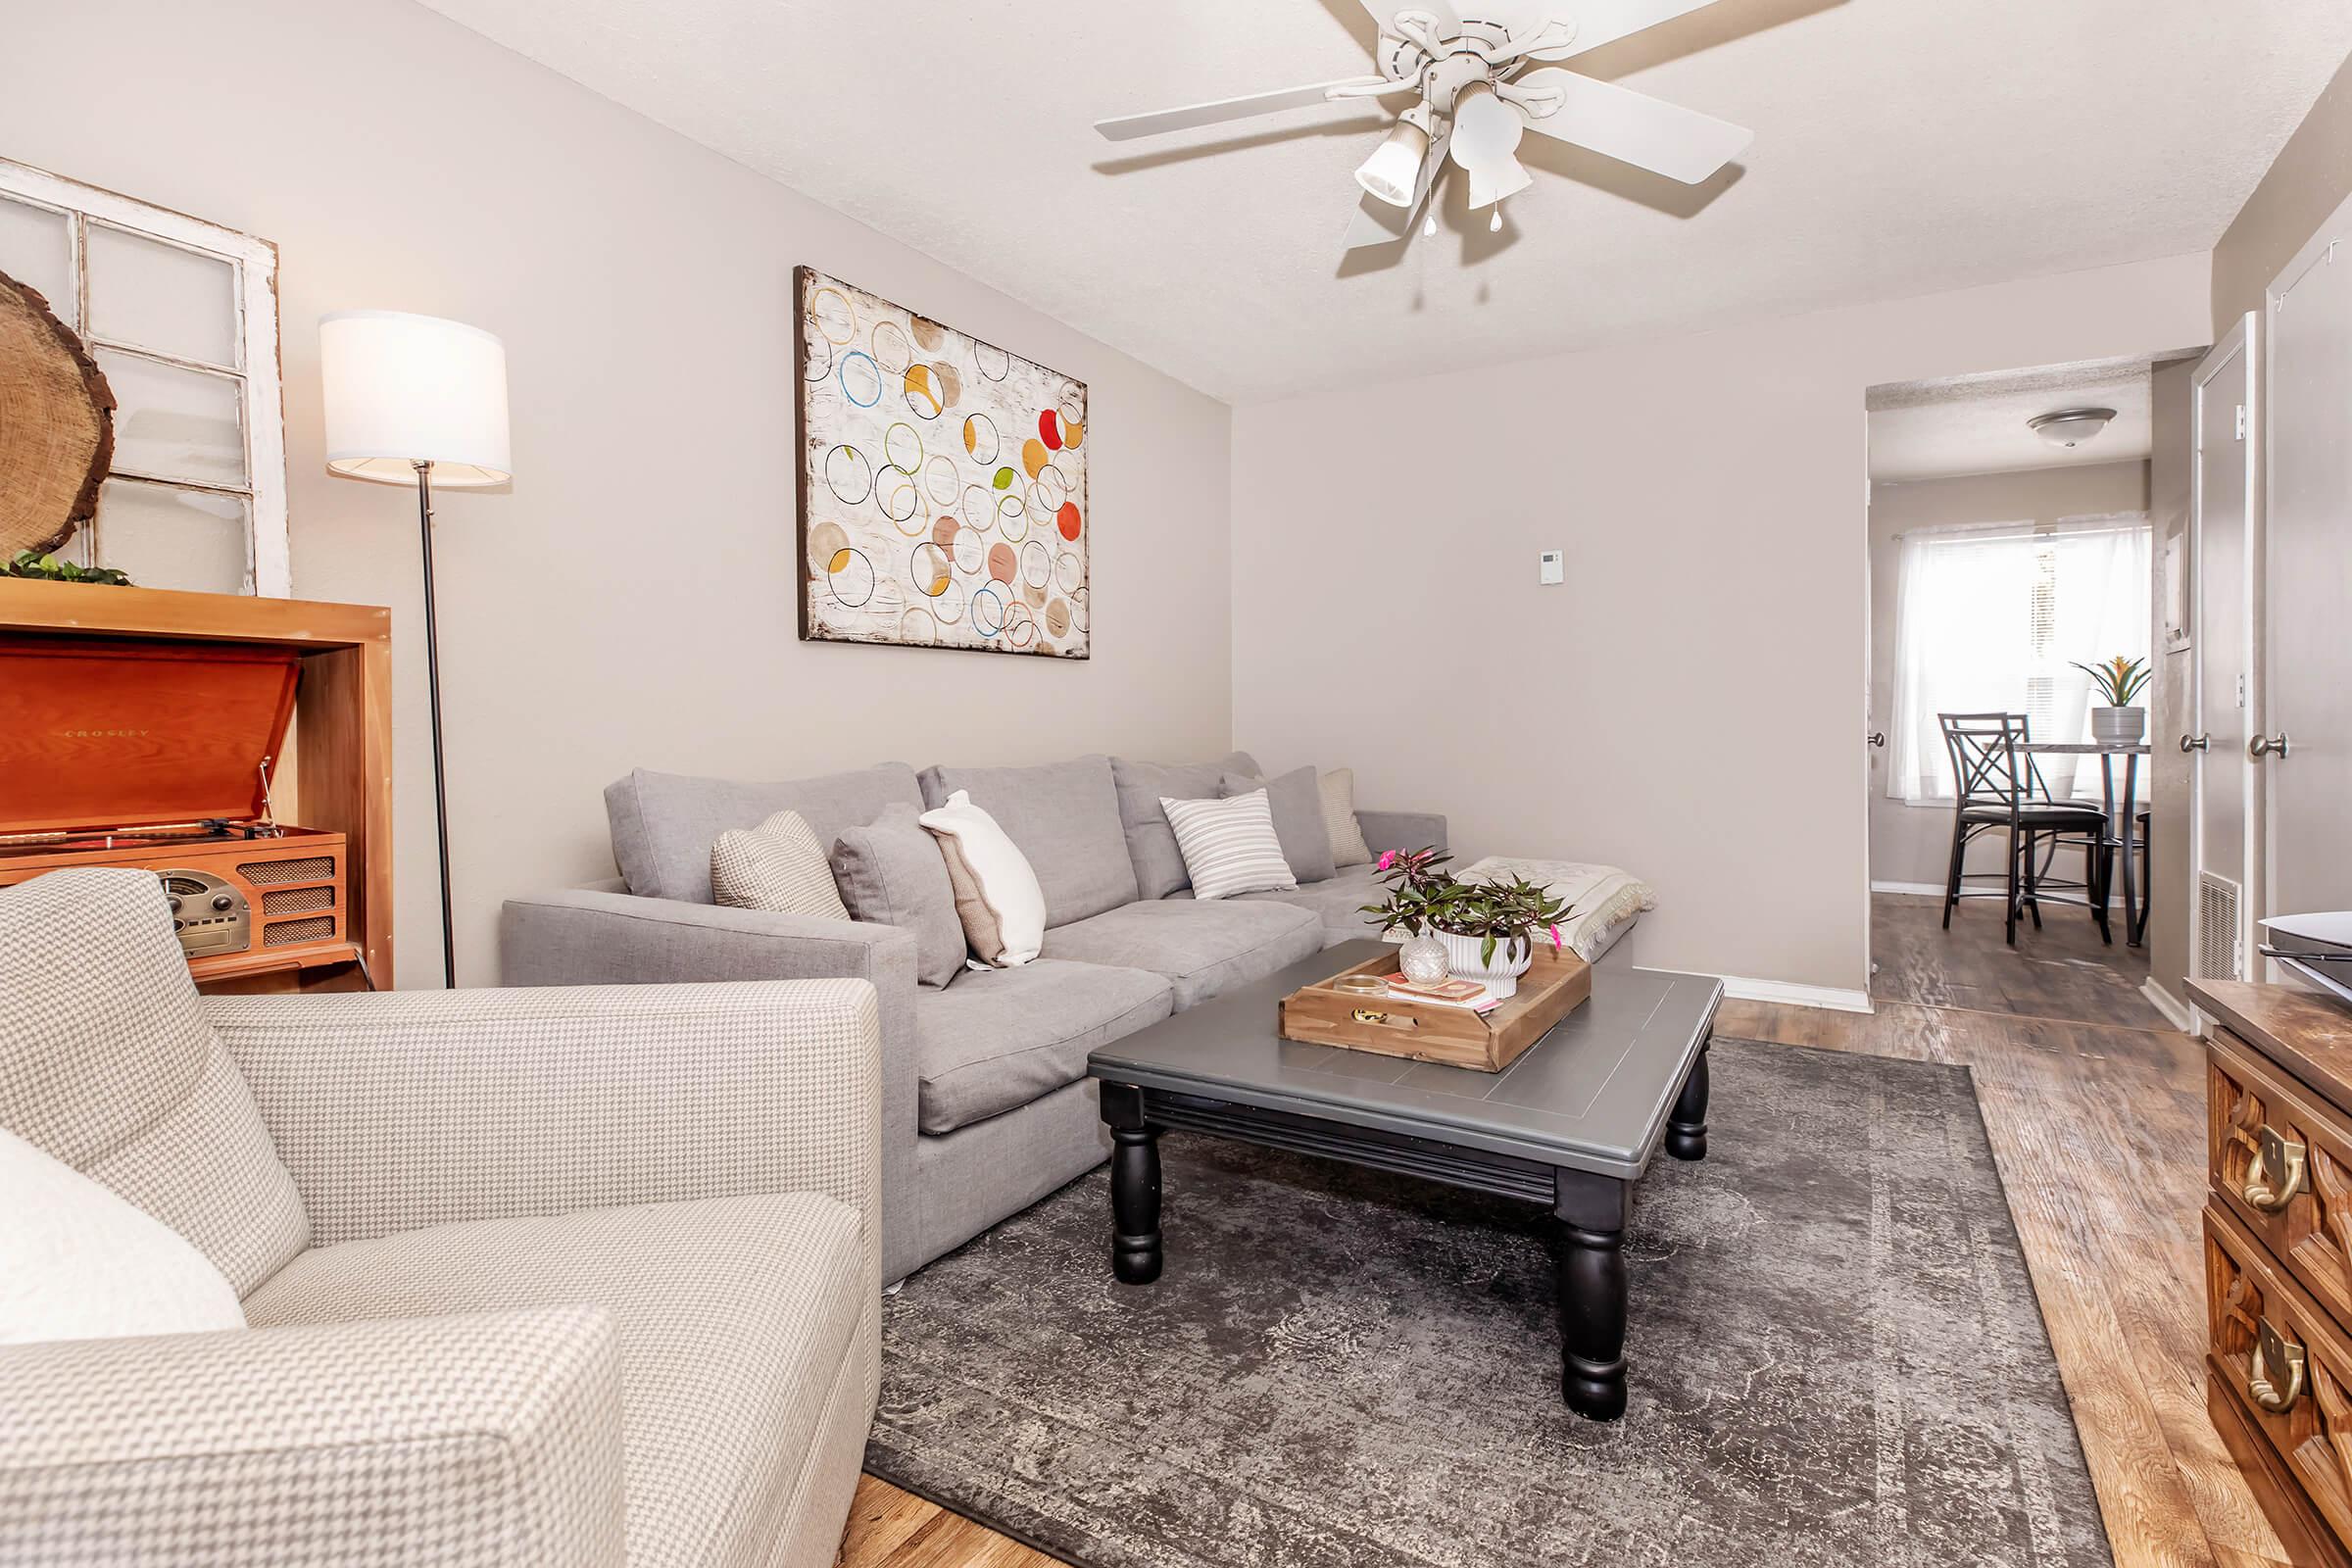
[798,268,1088,659]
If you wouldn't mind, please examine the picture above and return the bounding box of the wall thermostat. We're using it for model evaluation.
[1539,550,1565,585]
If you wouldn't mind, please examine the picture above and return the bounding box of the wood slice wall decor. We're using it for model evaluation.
[0,268,115,557]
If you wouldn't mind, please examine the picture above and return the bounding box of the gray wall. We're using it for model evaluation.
[1866,462,2154,891]
[4,0,1236,987]
[1231,255,2209,999]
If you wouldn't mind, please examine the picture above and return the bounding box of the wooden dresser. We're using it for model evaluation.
[2196,979,2352,1567]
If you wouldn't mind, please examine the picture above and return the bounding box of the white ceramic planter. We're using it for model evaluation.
[2091,706,2146,745]
[1439,929,1534,999]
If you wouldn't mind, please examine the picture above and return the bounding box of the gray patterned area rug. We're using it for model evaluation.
[868,1038,2113,1568]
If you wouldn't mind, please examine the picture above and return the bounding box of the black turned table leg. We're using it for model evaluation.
[1554,1170,1630,1420]
[1665,1040,1710,1161]
[1101,1083,1161,1285]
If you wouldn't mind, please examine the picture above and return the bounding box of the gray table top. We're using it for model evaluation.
[1088,941,1722,1180]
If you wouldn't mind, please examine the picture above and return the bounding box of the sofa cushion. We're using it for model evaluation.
[830,804,967,989]
[1222,765,1337,886]
[1234,862,1391,947]
[1109,753,1258,901]
[919,757,1137,926]
[1161,789,1298,901]
[1041,899,1323,1009]
[912,961,1172,1134]
[0,867,309,1297]
[245,1190,862,1568]
[608,763,925,905]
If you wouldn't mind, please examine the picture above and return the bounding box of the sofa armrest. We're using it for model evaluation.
[0,1307,626,1566]
[496,888,921,1282]
[1355,809,1448,858]
[204,980,880,1309]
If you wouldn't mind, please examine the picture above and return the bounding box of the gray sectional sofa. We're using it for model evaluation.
[502,751,1444,1283]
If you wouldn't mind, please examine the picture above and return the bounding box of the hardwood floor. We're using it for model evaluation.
[839,895,2277,1568]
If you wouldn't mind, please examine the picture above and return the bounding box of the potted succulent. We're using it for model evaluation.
[1361,847,1578,999]
[2072,654,2151,745]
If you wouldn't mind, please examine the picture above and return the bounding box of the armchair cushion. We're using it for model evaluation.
[0,868,308,1296]
[0,1305,628,1566]
[245,1192,861,1568]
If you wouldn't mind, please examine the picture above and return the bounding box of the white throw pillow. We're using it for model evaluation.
[920,789,1047,966]
[1319,768,1374,868]
[0,1126,246,1346]
[711,809,853,920]
[1161,790,1298,900]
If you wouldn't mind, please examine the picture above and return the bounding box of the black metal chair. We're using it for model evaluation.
[1938,711,2116,946]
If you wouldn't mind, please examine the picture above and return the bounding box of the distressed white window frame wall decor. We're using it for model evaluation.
[0,158,287,596]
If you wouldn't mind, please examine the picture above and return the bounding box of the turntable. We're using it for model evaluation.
[0,634,353,979]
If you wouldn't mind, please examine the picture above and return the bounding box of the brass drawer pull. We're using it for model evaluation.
[2245,1125,2310,1212]
[2251,1316,2309,1413]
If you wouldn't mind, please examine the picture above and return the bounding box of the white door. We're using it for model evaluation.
[2189,318,2257,987]
[2266,208,2352,934]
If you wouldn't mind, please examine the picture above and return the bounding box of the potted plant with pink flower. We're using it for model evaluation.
[1360,848,1579,999]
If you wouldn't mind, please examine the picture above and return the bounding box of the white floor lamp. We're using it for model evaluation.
[318,310,511,989]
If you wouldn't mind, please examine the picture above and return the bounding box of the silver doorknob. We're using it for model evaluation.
[1867,732,1886,749]
[2180,733,2209,753]
[2251,733,2293,760]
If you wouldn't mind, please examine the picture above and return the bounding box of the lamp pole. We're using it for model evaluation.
[413,459,458,991]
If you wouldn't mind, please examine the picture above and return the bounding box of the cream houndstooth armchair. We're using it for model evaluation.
[0,867,882,1567]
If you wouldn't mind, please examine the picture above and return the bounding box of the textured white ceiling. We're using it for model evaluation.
[1867,355,2173,482]
[416,0,2352,404]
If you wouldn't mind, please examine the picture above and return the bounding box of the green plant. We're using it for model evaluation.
[1360,847,1579,965]
[5,550,130,586]
[2070,654,2150,707]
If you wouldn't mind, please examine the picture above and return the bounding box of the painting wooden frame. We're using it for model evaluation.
[794,267,1089,659]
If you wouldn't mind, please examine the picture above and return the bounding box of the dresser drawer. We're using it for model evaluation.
[2207,1202,2352,1548]
[2211,1028,2352,1332]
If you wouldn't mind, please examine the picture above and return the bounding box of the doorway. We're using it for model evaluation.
[1861,353,2185,1007]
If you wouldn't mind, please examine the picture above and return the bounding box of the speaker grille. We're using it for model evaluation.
[242,856,336,886]
[262,886,335,915]
[263,915,336,947]
[2196,872,2243,982]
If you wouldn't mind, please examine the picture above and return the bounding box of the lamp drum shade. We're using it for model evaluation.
[319,310,511,487]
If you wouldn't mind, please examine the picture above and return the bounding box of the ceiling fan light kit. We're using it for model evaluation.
[1096,0,1757,253]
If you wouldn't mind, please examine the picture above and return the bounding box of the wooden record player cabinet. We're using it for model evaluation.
[0,580,394,992]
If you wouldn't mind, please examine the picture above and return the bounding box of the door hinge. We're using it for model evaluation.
[2236,404,2249,441]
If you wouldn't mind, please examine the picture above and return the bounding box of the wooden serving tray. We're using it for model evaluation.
[1278,945,1592,1072]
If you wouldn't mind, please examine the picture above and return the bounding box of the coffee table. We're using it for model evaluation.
[1088,940,1720,1420]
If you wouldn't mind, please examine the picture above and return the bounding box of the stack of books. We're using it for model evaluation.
[1382,973,1500,1013]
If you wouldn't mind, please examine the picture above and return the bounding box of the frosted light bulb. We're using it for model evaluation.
[1490,207,1503,232]
[1422,213,1437,238]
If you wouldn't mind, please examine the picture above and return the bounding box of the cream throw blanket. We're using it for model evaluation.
[1390,857,1657,961]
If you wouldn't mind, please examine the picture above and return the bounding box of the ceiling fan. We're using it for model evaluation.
[1095,0,1754,248]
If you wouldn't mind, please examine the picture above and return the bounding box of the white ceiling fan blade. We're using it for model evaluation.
[1513,68,1751,182]
[1539,0,1729,58]
[1095,76,1400,141]
[1344,128,1451,250]
[1356,1,1463,39]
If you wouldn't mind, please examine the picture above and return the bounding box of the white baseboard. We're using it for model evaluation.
[1870,880,1948,897]
[1716,975,1876,1013]
[2141,978,2199,1036]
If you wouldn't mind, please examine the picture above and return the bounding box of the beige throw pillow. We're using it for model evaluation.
[1319,769,1374,868]
[710,810,851,921]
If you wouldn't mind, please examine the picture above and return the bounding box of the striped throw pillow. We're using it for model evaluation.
[710,810,851,920]
[1160,789,1298,901]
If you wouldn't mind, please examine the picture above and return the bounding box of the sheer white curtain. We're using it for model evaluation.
[1887,514,2150,804]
